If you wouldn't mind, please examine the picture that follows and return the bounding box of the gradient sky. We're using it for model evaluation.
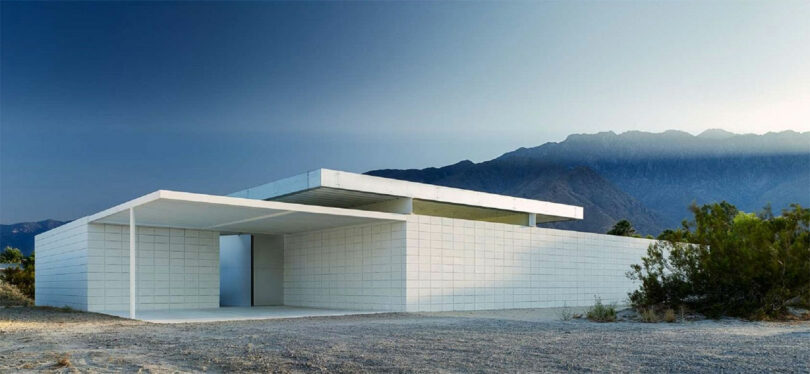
[2,1,809,223]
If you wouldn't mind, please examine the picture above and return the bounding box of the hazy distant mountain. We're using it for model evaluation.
[5,130,808,248]
[499,130,810,228]
[369,130,810,235]
[501,130,809,161]
[0,220,67,256]
[370,159,667,234]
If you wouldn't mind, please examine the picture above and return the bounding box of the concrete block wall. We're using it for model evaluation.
[253,234,284,306]
[35,214,650,315]
[86,224,220,313]
[284,221,406,311]
[34,219,91,310]
[404,215,654,312]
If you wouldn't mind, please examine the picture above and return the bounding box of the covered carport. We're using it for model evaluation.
[86,190,406,322]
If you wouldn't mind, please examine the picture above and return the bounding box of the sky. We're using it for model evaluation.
[1,1,809,223]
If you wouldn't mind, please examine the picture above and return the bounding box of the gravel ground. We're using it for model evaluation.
[1,306,809,373]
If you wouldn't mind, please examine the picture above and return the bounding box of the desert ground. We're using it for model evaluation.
[1,306,808,373]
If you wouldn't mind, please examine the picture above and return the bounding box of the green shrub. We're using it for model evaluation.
[628,202,810,319]
[0,246,24,264]
[0,252,35,299]
[586,297,616,322]
[607,220,636,237]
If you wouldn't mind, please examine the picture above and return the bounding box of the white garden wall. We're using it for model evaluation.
[35,214,653,316]
[34,219,91,310]
[284,221,406,311]
[403,215,654,312]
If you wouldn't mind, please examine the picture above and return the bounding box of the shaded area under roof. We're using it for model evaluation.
[88,190,405,235]
[231,169,584,223]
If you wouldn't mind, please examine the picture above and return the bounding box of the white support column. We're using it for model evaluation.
[129,208,136,319]
[527,213,537,227]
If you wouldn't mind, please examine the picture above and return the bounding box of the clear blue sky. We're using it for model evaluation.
[2,1,808,223]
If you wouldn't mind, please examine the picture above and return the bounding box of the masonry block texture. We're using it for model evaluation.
[403,215,654,312]
[36,222,219,313]
[284,222,406,311]
[36,215,654,315]
[35,220,90,310]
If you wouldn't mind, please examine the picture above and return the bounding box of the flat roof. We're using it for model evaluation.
[82,190,405,235]
[230,169,583,222]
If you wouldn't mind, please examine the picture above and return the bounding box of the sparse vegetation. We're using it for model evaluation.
[628,202,810,320]
[586,297,616,322]
[639,308,658,323]
[0,249,35,299]
[557,303,573,321]
[0,281,33,306]
[663,309,676,323]
[1,306,809,372]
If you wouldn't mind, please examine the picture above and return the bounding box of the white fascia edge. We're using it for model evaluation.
[322,170,584,219]
[36,188,408,240]
[228,170,322,199]
[236,169,583,220]
[84,190,408,225]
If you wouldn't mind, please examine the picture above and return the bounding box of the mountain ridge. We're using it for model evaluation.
[4,130,808,253]
[501,130,810,161]
[370,130,810,234]
[370,158,667,235]
[0,219,68,257]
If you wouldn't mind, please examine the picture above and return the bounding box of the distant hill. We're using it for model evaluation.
[369,130,810,235]
[5,130,808,247]
[0,220,67,256]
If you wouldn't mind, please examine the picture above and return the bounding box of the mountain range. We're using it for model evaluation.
[1,220,67,257]
[2,130,808,255]
[368,130,810,235]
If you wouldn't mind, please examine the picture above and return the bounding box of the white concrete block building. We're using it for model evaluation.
[35,169,655,319]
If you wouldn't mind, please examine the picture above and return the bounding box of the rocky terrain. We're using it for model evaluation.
[370,130,810,235]
[1,307,808,373]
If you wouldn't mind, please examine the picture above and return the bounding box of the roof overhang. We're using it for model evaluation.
[88,190,406,235]
[230,169,583,222]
